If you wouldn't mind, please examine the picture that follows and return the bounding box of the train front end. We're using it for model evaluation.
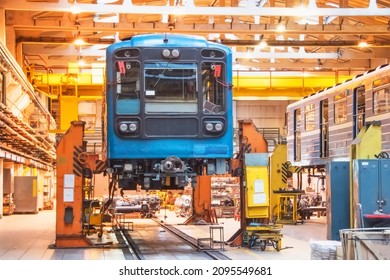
[105,34,233,190]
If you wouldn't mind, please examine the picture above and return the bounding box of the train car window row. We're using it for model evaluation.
[287,64,390,167]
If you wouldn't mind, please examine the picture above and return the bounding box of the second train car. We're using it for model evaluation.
[286,63,390,168]
[104,34,233,190]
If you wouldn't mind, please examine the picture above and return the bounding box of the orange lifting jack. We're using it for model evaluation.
[55,121,98,248]
[183,175,218,225]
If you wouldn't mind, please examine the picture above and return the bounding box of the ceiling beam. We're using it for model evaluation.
[18,37,390,49]
[2,0,389,17]
[240,60,372,70]
[8,15,390,37]
[21,42,389,61]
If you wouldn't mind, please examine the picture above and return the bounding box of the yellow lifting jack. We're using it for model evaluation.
[227,120,283,251]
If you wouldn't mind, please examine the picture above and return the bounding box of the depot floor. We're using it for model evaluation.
[0,208,329,260]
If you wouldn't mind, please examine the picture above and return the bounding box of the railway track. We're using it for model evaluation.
[112,216,231,260]
[114,222,145,260]
[152,218,231,260]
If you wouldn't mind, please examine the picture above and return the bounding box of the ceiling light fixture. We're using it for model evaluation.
[315,59,323,70]
[259,39,268,49]
[276,17,286,33]
[358,41,369,48]
[357,35,370,48]
[276,23,286,33]
[74,38,85,46]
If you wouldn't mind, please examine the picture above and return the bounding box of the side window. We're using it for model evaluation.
[334,91,347,124]
[116,61,140,99]
[116,61,140,115]
[202,62,225,114]
[305,103,315,131]
[373,76,390,115]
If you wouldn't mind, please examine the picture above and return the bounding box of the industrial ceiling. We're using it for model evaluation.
[1,0,389,74]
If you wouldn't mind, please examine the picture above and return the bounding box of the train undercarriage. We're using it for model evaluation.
[108,157,230,190]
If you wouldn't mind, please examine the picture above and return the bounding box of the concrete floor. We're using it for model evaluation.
[1,208,387,280]
[0,208,330,260]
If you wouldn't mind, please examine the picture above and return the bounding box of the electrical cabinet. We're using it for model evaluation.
[353,159,390,227]
[326,161,350,240]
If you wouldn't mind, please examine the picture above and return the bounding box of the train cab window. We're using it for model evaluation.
[116,61,140,115]
[144,62,198,113]
[334,91,347,124]
[373,77,390,114]
[304,104,315,131]
[202,62,225,114]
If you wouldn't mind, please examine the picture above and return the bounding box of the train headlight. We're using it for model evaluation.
[119,123,128,132]
[162,49,170,58]
[215,122,223,131]
[203,120,225,135]
[205,123,214,131]
[162,49,180,58]
[117,120,139,135]
[128,123,137,132]
[171,49,180,58]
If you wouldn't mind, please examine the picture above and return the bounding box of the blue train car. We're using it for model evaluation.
[104,34,233,190]
[286,63,390,168]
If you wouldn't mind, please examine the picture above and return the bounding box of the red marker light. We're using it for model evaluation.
[214,65,221,77]
[117,61,126,74]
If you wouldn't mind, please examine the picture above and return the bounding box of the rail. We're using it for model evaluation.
[153,218,231,260]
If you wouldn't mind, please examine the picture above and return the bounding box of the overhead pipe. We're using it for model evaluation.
[0,145,51,170]
[0,119,55,164]
[0,110,55,156]
[0,103,55,149]
[0,109,56,162]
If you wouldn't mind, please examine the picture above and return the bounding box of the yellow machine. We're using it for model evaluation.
[228,120,283,251]
[269,143,304,224]
[83,200,103,238]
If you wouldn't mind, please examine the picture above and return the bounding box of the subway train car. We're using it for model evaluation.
[104,34,233,190]
[286,63,390,168]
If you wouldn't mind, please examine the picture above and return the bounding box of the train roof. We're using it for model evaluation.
[287,63,390,109]
[106,33,232,56]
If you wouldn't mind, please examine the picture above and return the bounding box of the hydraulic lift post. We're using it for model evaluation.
[55,121,94,248]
